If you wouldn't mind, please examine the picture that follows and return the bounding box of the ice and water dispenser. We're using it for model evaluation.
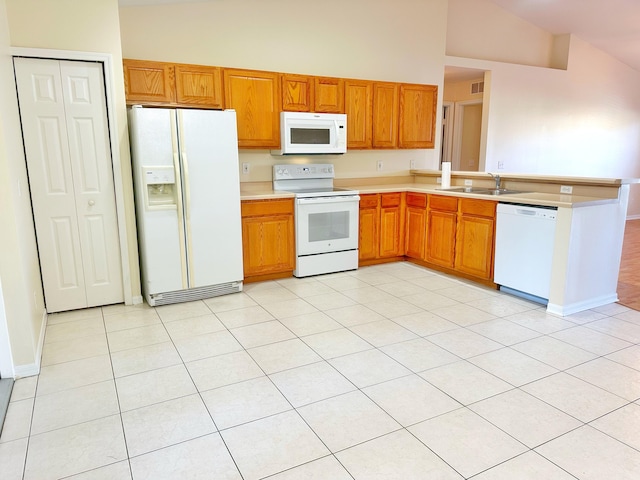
[142,166,178,209]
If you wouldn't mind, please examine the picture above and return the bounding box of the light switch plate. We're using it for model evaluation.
[560,185,573,194]
[242,162,250,174]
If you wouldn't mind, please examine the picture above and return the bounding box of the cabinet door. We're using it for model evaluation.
[398,84,438,148]
[372,82,399,148]
[426,210,457,267]
[379,193,404,258]
[223,69,281,148]
[455,199,496,279]
[174,64,223,108]
[455,215,495,279]
[242,214,295,276]
[345,80,373,149]
[358,194,379,261]
[281,73,313,112]
[405,193,427,260]
[314,77,345,113]
[123,59,175,104]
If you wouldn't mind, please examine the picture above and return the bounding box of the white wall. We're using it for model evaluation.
[446,0,556,68]
[447,0,640,217]
[0,0,45,374]
[119,0,449,181]
[1,0,140,374]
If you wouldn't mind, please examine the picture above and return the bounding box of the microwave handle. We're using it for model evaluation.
[297,195,360,205]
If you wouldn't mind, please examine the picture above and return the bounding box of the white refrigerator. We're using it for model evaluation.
[129,106,243,306]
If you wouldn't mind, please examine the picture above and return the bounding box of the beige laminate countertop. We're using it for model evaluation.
[240,182,616,208]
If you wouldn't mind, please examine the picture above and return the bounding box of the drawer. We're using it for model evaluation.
[406,192,427,208]
[241,198,294,217]
[460,198,496,217]
[429,194,458,212]
[380,192,402,208]
[359,194,379,209]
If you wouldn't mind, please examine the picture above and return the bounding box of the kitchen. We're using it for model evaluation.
[1,0,640,478]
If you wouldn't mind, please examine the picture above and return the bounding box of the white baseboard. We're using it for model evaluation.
[547,293,619,317]
[13,309,46,379]
[627,214,640,221]
[131,295,144,305]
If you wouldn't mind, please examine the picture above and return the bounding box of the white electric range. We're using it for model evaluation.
[273,164,360,277]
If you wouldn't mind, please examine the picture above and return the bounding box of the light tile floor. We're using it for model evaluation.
[2,262,640,479]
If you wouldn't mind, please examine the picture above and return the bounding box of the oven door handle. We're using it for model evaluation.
[297,195,360,205]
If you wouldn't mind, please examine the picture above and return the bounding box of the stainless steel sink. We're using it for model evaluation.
[473,189,527,196]
[436,187,527,195]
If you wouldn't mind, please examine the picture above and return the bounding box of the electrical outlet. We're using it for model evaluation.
[410,160,416,169]
[464,179,473,186]
[242,162,250,174]
[497,161,505,169]
[377,161,383,172]
[560,185,573,194]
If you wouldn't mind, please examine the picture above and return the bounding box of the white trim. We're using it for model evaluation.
[132,295,144,305]
[452,99,483,172]
[11,309,46,378]
[547,293,619,317]
[0,278,15,379]
[10,47,133,306]
[441,101,454,167]
[627,214,640,221]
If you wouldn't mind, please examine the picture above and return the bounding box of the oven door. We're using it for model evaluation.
[295,195,360,256]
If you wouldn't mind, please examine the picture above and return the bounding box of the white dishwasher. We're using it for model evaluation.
[494,203,558,303]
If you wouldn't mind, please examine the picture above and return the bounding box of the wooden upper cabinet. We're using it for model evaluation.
[399,84,438,149]
[223,69,281,148]
[372,82,399,148]
[281,74,313,112]
[123,59,176,104]
[345,80,373,149]
[314,77,345,113]
[174,64,223,108]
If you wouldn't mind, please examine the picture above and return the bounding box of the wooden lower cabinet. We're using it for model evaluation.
[454,198,496,280]
[379,193,405,258]
[358,194,380,261]
[425,195,458,268]
[404,192,427,260]
[241,199,295,281]
[358,192,404,264]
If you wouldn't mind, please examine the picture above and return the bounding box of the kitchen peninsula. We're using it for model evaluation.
[241,170,638,316]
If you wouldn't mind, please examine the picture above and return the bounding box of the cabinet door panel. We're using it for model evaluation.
[314,77,344,113]
[426,210,456,267]
[379,206,403,258]
[345,80,373,149]
[399,84,437,148]
[123,59,175,104]
[359,194,379,261]
[281,74,313,112]
[405,207,426,260]
[224,69,280,148]
[175,64,223,108]
[372,83,399,148]
[455,215,495,279]
[242,215,294,276]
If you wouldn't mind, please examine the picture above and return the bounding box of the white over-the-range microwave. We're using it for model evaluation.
[271,111,347,155]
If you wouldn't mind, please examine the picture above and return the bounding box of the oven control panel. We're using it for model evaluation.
[273,164,334,180]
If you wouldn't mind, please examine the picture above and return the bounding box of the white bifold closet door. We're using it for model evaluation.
[14,57,123,313]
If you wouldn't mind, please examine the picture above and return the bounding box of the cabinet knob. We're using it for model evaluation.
[88,200,95,206]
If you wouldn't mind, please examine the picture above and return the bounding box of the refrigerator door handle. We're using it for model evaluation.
[172,152,189,290]
[181,150,195,287]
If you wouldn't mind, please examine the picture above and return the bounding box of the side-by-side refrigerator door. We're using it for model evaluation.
[177,109,243,287]
[129,107,187,298]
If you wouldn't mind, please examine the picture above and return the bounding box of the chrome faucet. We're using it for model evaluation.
[488,172,501,190]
